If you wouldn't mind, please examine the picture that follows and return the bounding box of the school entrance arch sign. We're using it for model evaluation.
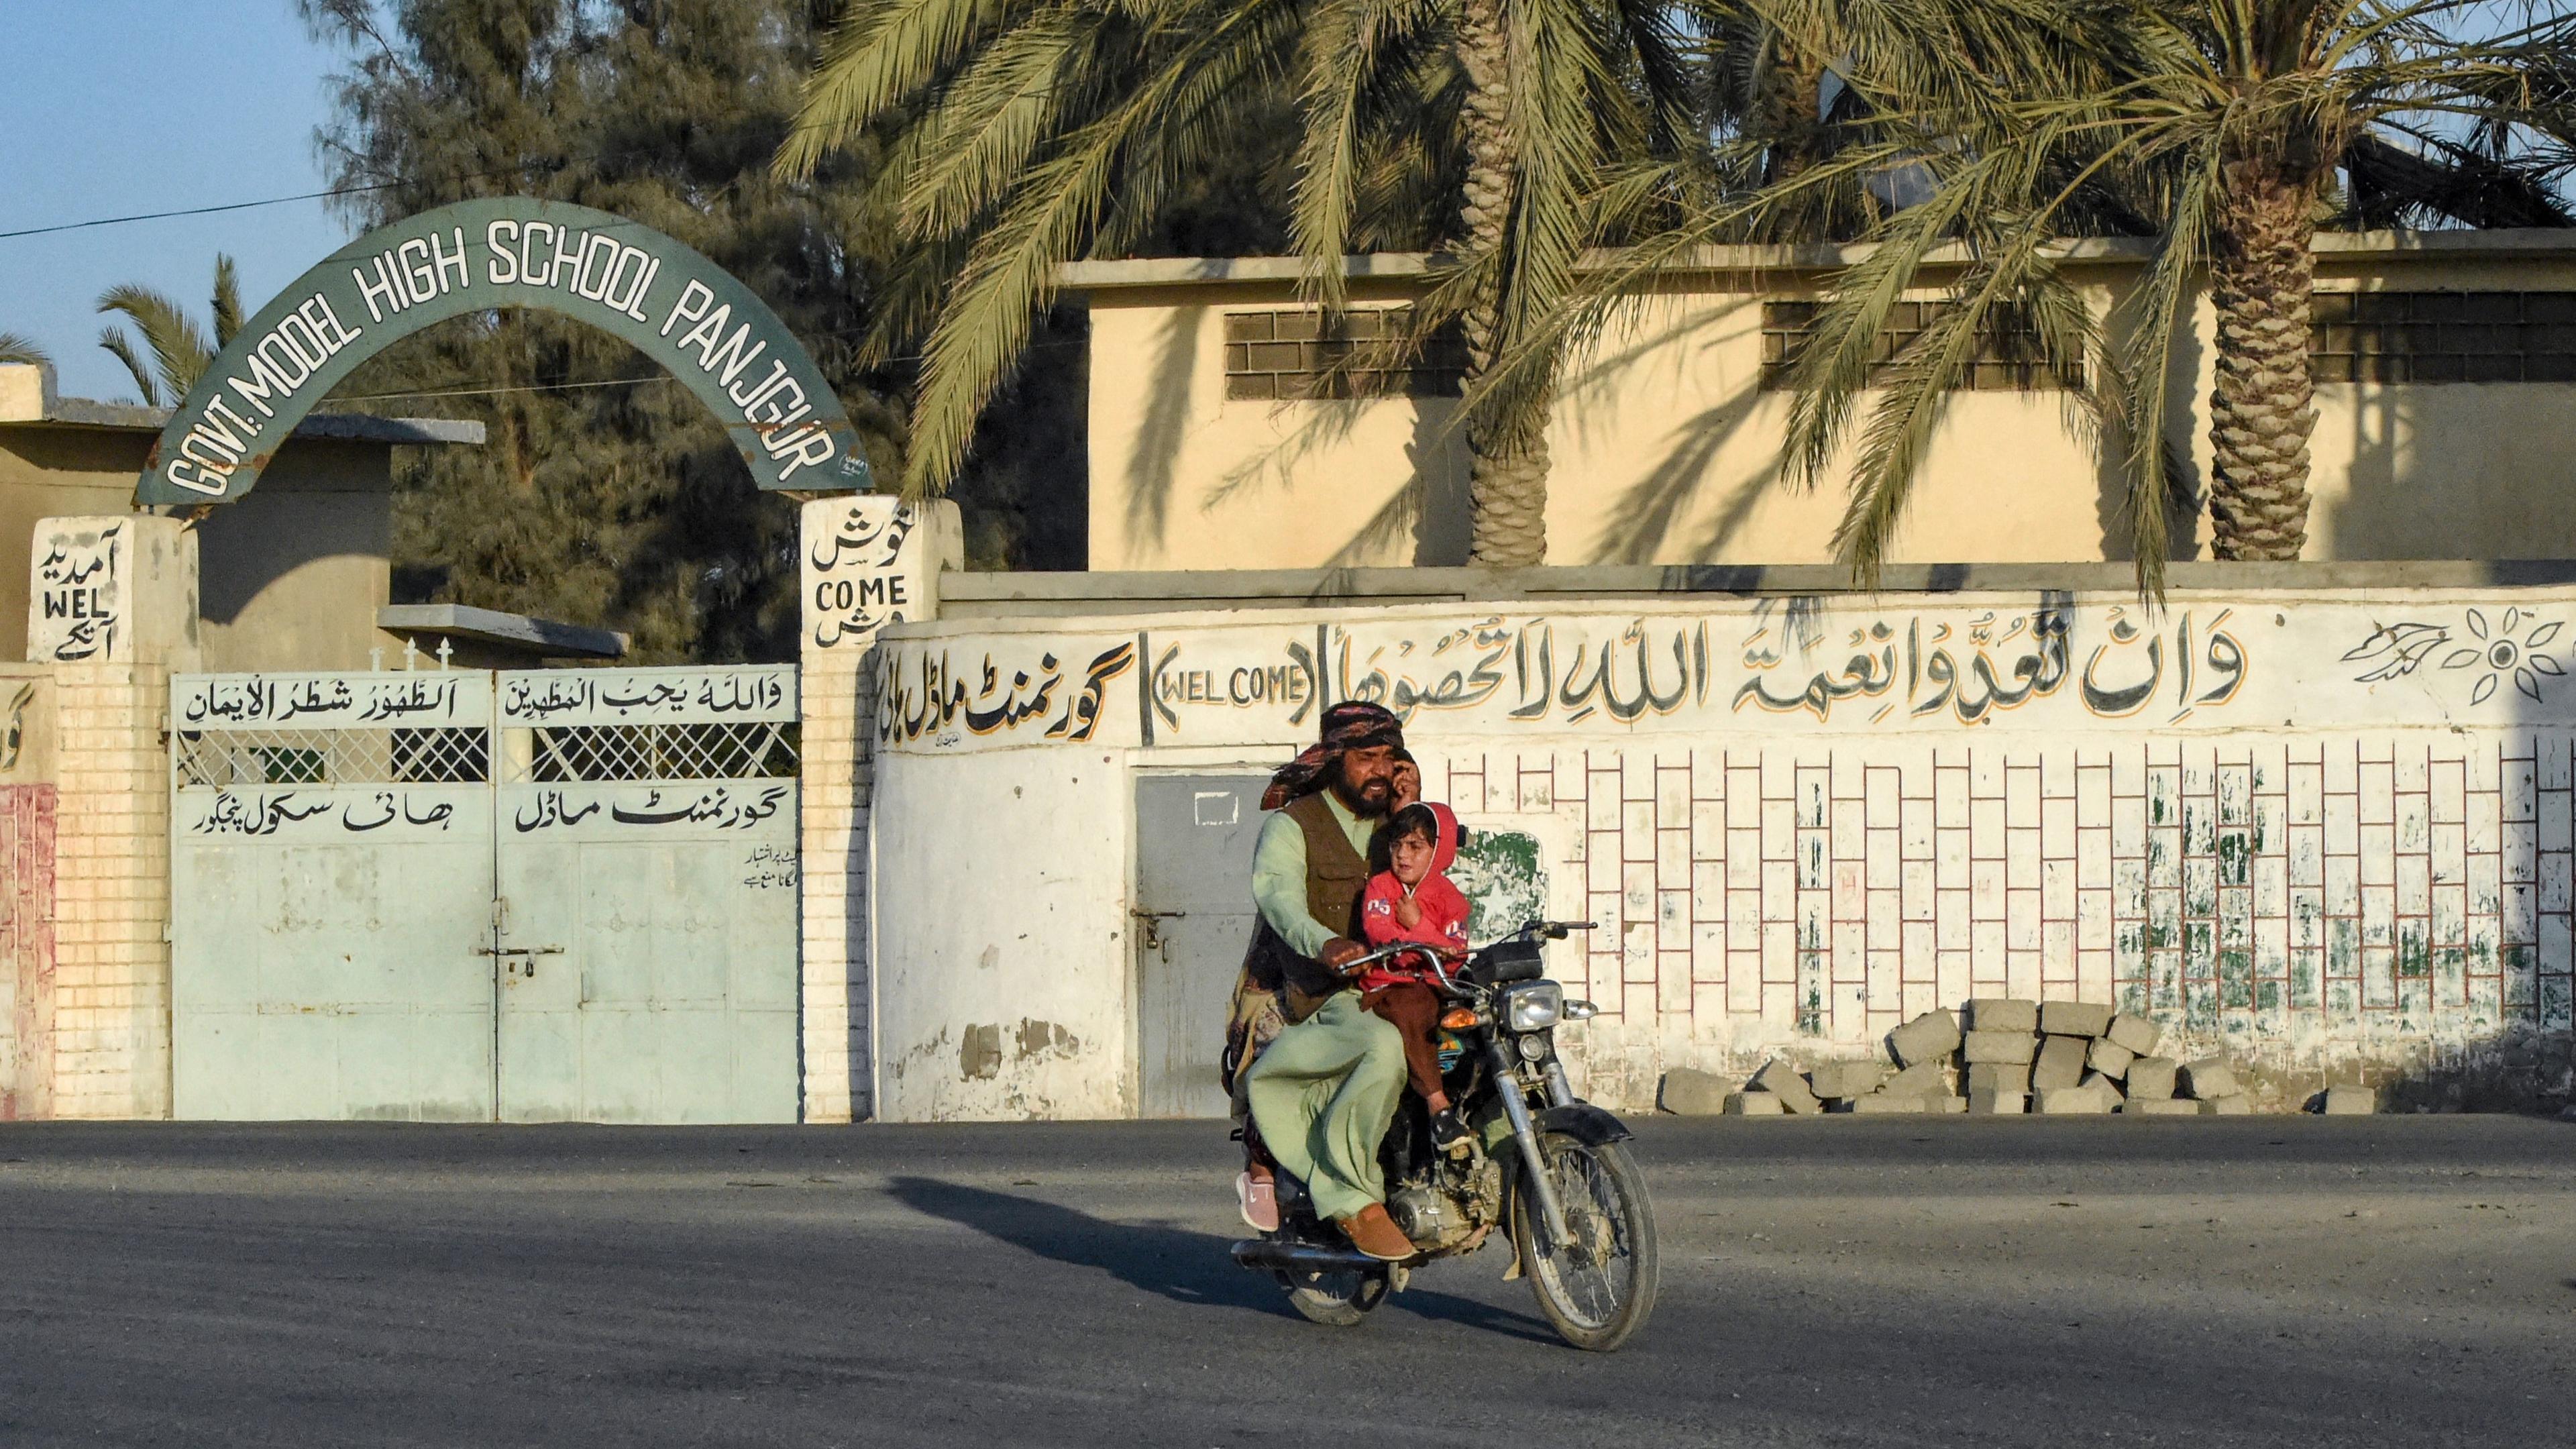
[134,197,870,505]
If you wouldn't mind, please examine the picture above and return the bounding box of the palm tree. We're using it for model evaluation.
[775,0,1709,565]
[0,333,47,368]
[97,255,244,407]
[1547,0,2575,588]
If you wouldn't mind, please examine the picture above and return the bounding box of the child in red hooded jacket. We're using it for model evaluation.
[1356,801,1474,1155]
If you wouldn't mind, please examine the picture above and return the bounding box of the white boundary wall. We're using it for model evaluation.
[863,586,2576,1118]
[797,497,957,1120]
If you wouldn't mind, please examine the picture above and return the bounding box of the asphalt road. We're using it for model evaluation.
[0,1116,2568,1448]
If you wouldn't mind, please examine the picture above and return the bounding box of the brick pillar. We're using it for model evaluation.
[27,517,197,1119]
[1,777,56,1120]
[49,665,176,1116]
[798,498,956,1122]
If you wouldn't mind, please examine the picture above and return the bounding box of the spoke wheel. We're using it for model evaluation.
[1279,1265,1389,1327]
[1511,1133,1659,1351]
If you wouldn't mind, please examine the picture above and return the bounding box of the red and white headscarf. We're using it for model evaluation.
[1260,701,1405,812]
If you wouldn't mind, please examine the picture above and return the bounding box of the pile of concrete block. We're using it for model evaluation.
[1717,998,2267,1116]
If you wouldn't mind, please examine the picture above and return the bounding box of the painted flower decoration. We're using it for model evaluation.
[2442,606,2564,704]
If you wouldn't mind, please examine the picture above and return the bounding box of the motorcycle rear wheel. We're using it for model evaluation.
[1279,1265,1389,1327]
[1511,1132,1659,1352]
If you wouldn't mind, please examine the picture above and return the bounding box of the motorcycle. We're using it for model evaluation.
[1229,920,1660,1352]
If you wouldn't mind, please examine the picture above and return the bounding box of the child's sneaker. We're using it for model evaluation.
[1237,1167,1279,1231]
[1430,1108,1472,1156]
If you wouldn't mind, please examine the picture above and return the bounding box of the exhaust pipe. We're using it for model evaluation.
[1230,1238,1390,1274]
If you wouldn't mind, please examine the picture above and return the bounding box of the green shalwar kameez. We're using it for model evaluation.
[1240,791,1409,1222]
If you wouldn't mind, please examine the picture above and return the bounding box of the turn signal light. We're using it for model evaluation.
[1438,1007,1479,1030]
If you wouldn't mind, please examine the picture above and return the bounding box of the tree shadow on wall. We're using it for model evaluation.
[1549,295,1793,566]
[1203,398,1470,569]
[2353,1026,2576,1114]
[1122,305,1471,568]
[1122,307,1208,561]
[1587,392,1775,565]
[2092,297,2208,565]
[883,1175,1558,1342]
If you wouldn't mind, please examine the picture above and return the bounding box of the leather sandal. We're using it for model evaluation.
[1336,1203,1415,1261]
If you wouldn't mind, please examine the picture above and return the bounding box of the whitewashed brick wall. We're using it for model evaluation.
[865,591,2576,1116]
[798,496,957,1122]
[799,640,872,1122]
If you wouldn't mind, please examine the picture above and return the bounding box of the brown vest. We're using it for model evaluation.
[1252,790,1374,1011]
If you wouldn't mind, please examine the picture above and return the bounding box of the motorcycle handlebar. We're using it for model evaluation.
[1334,920,1597,986]
[1334,941,1456,976]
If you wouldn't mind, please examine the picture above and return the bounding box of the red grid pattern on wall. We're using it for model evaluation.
[1441,738,2576,1044]
[1,784,57,1120]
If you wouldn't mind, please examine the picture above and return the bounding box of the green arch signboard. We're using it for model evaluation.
[136,197,870,505]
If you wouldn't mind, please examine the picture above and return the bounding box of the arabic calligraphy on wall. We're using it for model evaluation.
[180,784,794,839]
[875,599,2279,752]
[877,639,1138,747]
[504,784,792,834]
[30,523,123,664]
[178,672,486,730]
[743,843,800,890]
[806,498,929,651]
[498,666,794,727]
[1734,605,2247,725]
[875,592,2576,754]
[183,787,481,839]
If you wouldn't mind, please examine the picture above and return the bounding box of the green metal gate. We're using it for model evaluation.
[170,666,799,1122]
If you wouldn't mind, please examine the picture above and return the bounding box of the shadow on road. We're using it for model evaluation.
[883,1175,1560,1344]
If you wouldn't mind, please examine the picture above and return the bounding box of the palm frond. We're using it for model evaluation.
[777,0,1044,179]
[95,284,213,402]
[0,331,48,368]
[97,327,164,408]
[899,0,1309,490]
[212,254,244,347]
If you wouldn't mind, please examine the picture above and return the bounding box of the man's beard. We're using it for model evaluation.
[1334,775,1393,817]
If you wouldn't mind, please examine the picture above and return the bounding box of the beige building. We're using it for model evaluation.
[3,361,620,669]
[1065,229,2576,571]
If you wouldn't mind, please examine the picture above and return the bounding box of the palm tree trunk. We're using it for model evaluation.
[1758,48,1828,183]
[2204,160,2318,560]
[1456,0,1549,566]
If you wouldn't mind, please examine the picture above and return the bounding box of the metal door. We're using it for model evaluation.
[170,674,496,1120]
[492,667,800,1123]
[1133,774,1269,1118]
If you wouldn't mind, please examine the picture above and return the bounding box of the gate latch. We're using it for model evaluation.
[479,944,567,978]
[1130,909,1185,954]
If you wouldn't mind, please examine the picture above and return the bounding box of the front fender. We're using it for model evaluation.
[1536,1102,1632,1146]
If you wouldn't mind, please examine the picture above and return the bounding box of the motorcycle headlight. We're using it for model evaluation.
[1501,981,1563,1033]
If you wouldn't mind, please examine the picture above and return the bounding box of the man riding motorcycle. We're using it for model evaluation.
[1228,701,1418,1263]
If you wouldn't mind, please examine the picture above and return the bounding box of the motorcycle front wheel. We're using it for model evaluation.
[1278,1264,1389,1327]
[1511,1132,1659,1351]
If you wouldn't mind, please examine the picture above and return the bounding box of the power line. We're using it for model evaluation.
[0,181,405,242]
[0,151,648,244]
[327,374,676,402]
[319,339,1087,404]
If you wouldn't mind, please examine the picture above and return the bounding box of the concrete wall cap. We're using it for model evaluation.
[376,603,627,659]
[925,561,2576,628]
[5,391,484,447]
[1057,228,2576,294]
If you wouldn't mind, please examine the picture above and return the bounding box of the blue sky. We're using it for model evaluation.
[0,1,350,402]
